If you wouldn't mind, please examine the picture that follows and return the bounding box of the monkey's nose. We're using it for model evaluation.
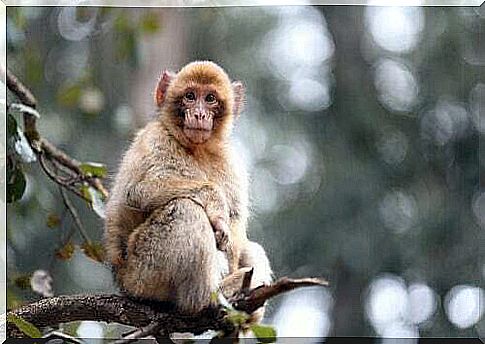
[195,112,207,120]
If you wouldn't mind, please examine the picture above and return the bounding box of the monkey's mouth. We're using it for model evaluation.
[183,127,212,144]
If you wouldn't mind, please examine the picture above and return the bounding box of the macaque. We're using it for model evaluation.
[104,61,272,317]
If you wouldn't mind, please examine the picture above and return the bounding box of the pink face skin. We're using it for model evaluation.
[179,85,223,144]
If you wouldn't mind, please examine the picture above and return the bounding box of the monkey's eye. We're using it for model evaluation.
[185,92,196,101]
[205,94,217,104]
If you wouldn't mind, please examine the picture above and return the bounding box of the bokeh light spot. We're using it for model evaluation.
[445,285,484,329]
[272,287,333,338]
[268,144,308,185]
[407,283,437,325]
[366,7,424,53]
[57,7,98,41]
[420,100,469,146]
[374,59,418,113]
[376,130,409,165]
[365,275,409,334]
[379,190,417,234]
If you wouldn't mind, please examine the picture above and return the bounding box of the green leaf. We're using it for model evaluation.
[57,84,82,107]
[88,187,106,218]
[14,274,31,289]
[7,113,19,140]
[7,314,42,338]
[79,162,108,178]
[80,185,92,202]
[24,47,43,85]
[60,321,81,338]
[11,8,27,30]
[250,324,277,343]
[225,309,249,327]
[140,12,160,34]
[116,30,136,63]
[81,241,105,263]
[7,163,26,203]
[55,242,75,261]
[114,12,131,32]
[46,213,61,228]
[7,289,23,309]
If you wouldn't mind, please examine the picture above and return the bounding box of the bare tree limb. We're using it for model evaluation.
[231,277,329,315]
[6,294,228,339]
[7,277,328,339]
[5,68,37,108]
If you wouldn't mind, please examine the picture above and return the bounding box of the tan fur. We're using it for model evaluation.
[104,61,272,316]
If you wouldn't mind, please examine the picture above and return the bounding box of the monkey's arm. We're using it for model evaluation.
[126,178,230,249]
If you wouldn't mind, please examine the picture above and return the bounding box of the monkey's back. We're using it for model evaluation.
[104,121,202,264]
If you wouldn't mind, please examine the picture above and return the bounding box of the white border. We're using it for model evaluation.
[1,1,483,343]
[3,0,485,7]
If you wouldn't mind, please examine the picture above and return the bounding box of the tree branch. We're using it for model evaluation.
[5,68,37,108]
[7,277,328,339]
[232,277,329,315]
[59,187,93,244]
[112,322,163,344]
[6,68,109,199]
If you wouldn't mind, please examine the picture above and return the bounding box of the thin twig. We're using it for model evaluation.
[38,153,89,202]
[112,322,162,344]
[59,187,92,244]
[40,138,109,198]
[57,186,80,245]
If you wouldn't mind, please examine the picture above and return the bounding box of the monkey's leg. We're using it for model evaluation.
[221,241,273,323]
[240,241,273,324]
[119,198,225,314]
[126,179,230,251]
[221,240,272,295]
[104,205,147,269]
[240,241,272,288]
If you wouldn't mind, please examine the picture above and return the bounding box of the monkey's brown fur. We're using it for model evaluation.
[104,61,272,316]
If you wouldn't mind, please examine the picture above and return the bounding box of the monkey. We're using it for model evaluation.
[104,61,272,317]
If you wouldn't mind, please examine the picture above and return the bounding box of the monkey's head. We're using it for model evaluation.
[155,61,245,147]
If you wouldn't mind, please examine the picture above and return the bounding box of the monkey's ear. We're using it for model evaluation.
[155,70,175,107]
[232,81,245,117]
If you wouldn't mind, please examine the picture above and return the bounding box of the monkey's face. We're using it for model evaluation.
[177,85,225,144]
[156,61,244,148]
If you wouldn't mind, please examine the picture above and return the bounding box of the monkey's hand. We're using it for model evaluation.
[210,216,230,252]
[200,184,230,252]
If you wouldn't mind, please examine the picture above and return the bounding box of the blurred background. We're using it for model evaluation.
[5,5,485,341]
